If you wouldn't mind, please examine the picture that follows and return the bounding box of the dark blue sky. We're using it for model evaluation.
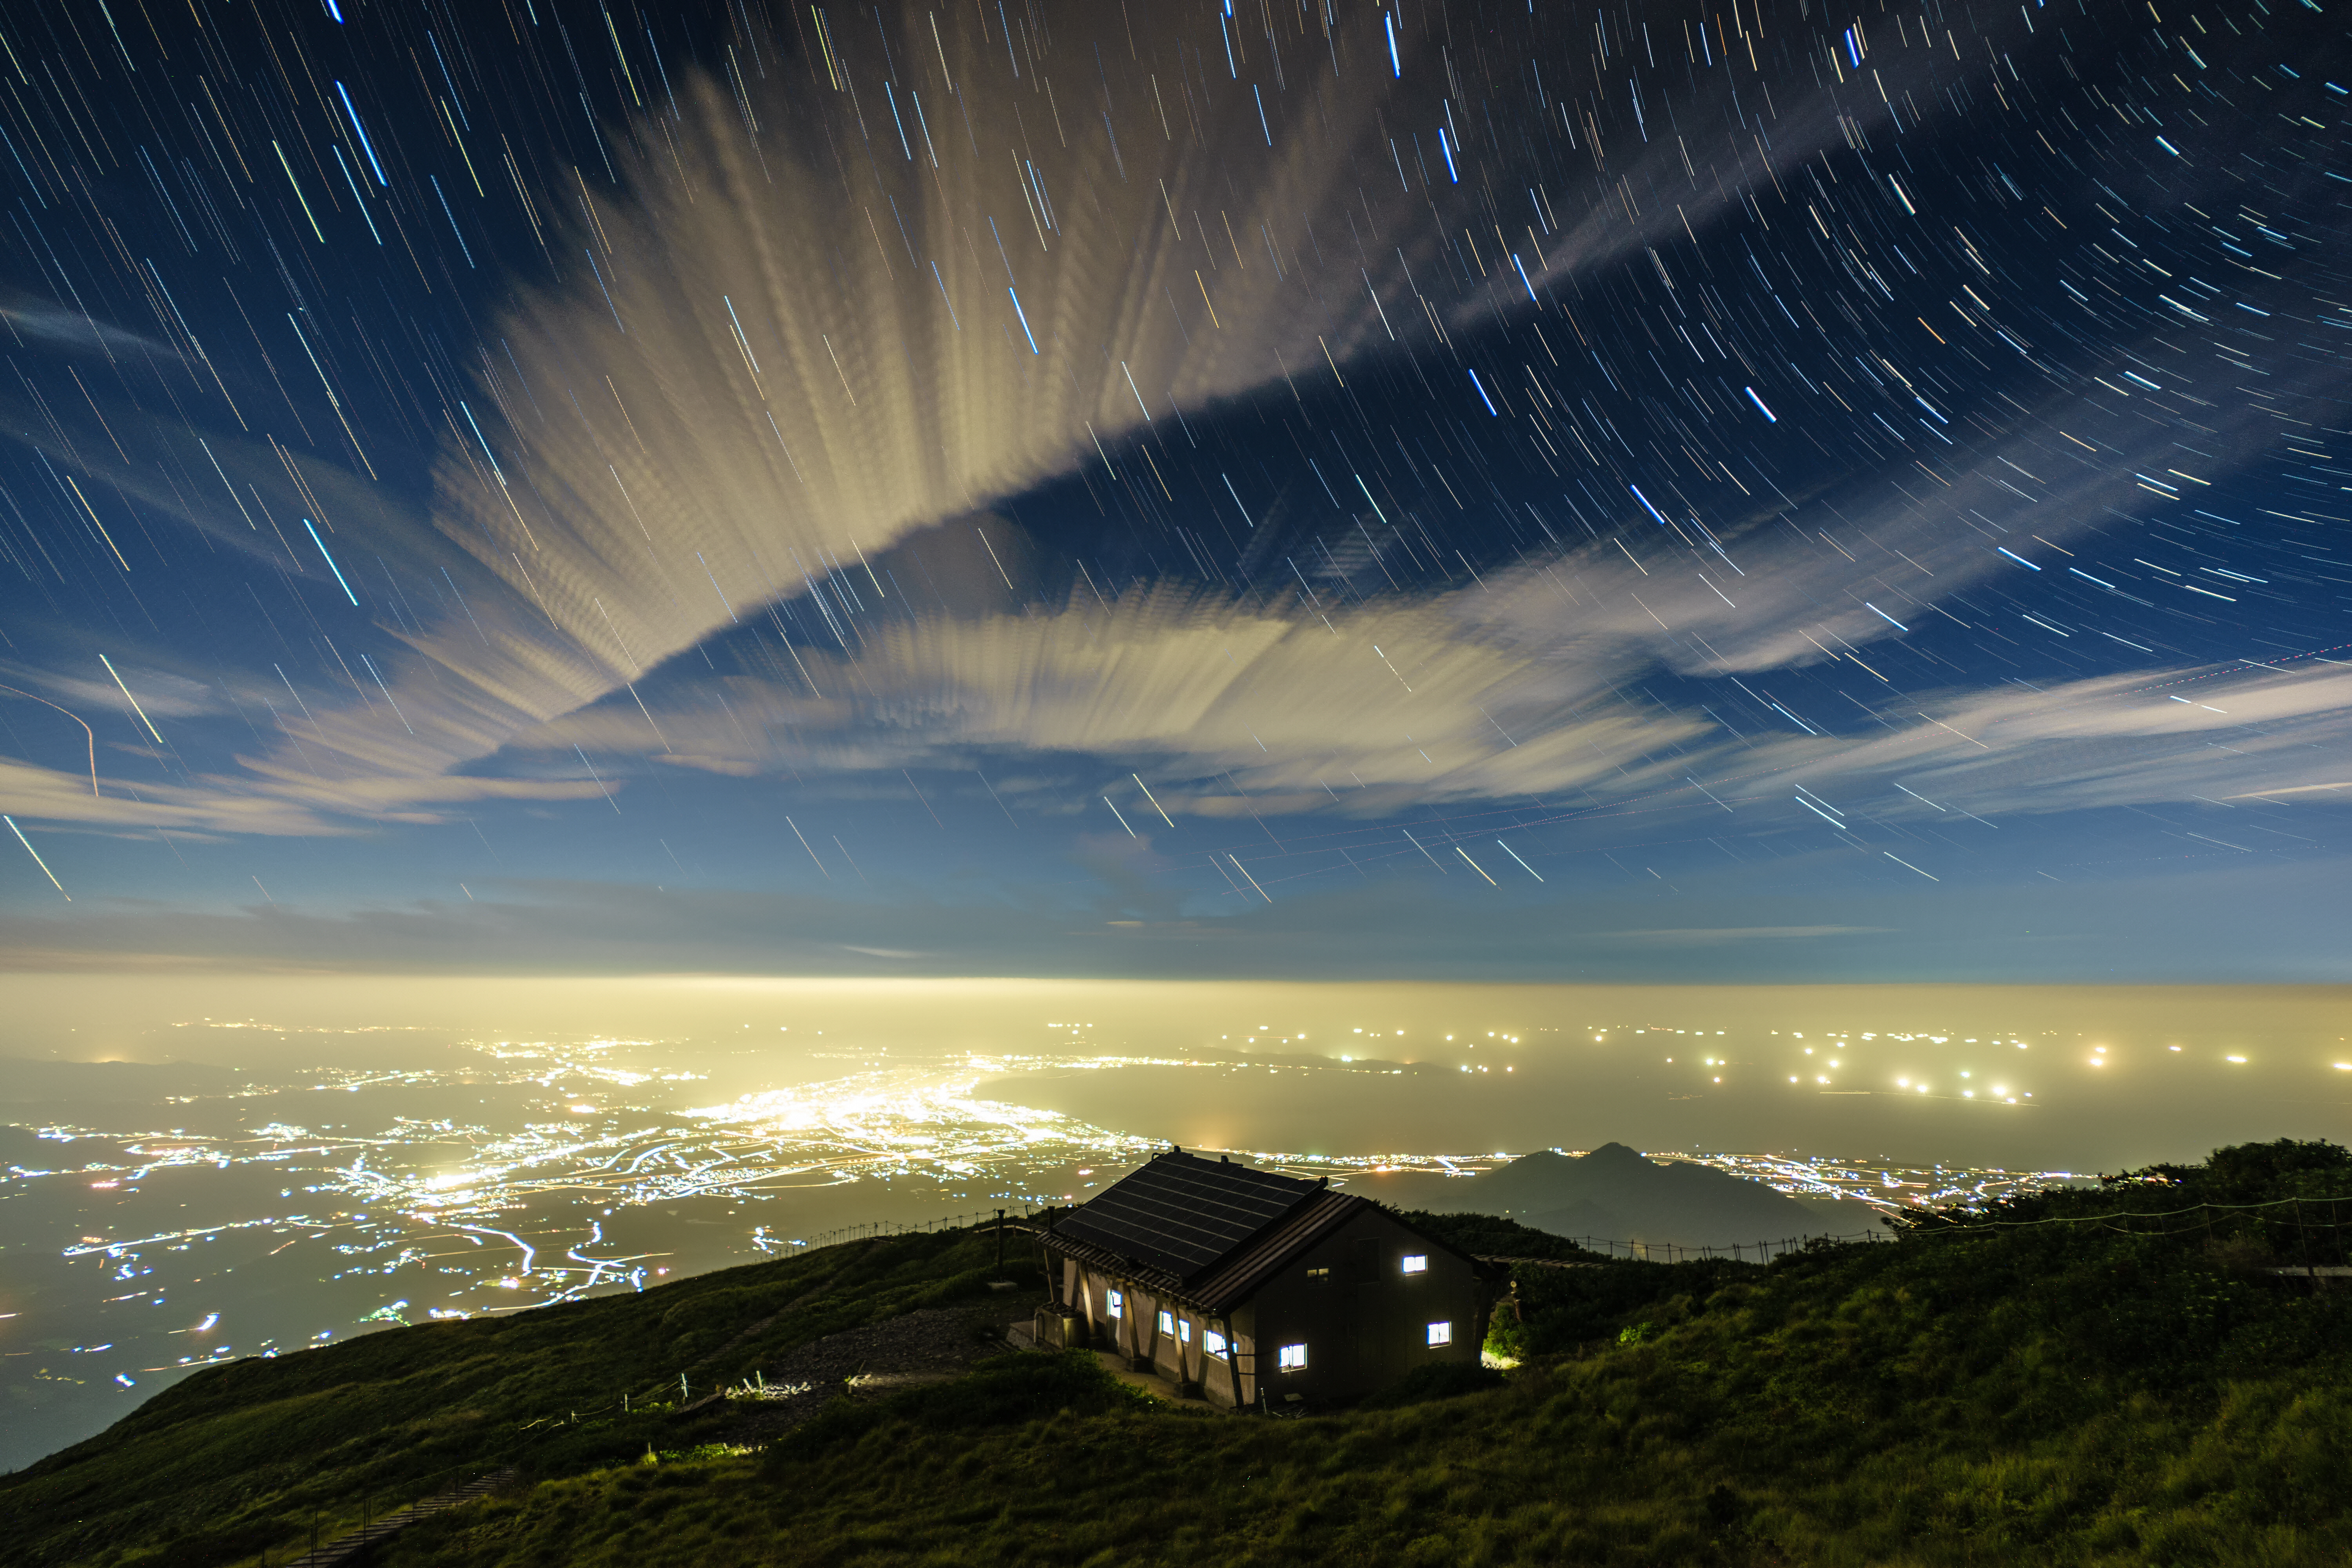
[0,0,2347,980]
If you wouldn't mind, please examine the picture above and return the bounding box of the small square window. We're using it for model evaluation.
[1204,1330,1228,1359]
[1305,1266,1331,1283]
[1105,1289,1123,1319]
[1426,1321,1453,1347]
[1402,1254,1429,1275]
[1278,1343,1308,1371]
[1177,1318,1192,1345]
[1157,1310,1175,1337]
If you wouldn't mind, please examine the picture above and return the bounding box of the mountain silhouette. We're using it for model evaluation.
[1376,1143,1835,1250]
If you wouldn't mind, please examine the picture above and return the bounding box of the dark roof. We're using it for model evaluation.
[1184,1189,1368,1313]
[1051,1150,1322,1282]
[1044,1150,1508,1313]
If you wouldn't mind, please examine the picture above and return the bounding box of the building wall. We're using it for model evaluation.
[1069,1268,1228,1400]
[1240,1210,1488,1403]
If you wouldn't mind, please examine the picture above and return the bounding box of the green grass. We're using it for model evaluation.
[0,1228,1044,1566]
[372,1357,2352,1568]
[11,1141,2352,1567]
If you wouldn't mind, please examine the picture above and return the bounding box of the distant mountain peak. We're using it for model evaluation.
[1420,1139,1820,1249]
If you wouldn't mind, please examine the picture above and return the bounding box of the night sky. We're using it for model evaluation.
[0,0,2348,981]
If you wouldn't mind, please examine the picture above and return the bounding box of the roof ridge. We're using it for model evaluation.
[1049,1149,1323,1282]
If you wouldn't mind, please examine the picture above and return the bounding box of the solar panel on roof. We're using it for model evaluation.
[1055,1151,1319,1280]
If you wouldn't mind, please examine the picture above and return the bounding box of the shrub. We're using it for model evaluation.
[1359,1360,1507,1410]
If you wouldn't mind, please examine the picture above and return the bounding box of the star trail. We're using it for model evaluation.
[0,0,2345,976]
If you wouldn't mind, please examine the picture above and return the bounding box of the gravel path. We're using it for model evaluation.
[703,1295,1043,1445]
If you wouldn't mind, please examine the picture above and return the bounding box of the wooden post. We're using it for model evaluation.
[1220,1316,1245,1412]
[996,1209,1005,1270]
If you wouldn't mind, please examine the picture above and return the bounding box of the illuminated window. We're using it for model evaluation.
[1205,1330,1228,1359]
[1177,1318,1192,1345]
[1402,1254,1428,1275]
[1278,1343,1308,1371]
[1305,1266,1331,1283]
[1105,1289,1123,1319]
[1426,1321,1452,1347]
[1157,1310,1175,1337]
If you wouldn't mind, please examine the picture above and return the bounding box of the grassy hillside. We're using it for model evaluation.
[10,1141,2352,1567]
[0,1226,1047,1567]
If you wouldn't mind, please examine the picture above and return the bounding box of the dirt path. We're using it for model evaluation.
[704,1294,1044,1445]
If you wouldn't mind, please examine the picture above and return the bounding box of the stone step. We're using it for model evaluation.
[274,1469,514,1567]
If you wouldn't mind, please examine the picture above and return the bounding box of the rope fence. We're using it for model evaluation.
[1898,1190,2352,1270]
[1544,1194,2352,1265]
[771,1190,2352,1272]
[260,1464,514,1567]
[789,1206,1042,1252]
[1555,1230,1891,1264]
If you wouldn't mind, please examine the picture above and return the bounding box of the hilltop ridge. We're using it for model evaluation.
[6,1139,2351,1567]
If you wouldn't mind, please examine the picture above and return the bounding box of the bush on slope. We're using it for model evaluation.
[373,1142,2352,1568]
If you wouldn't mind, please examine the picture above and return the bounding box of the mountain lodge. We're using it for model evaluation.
[1036,1149,1504,1410]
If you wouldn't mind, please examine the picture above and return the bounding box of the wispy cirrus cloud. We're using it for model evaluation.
[1722,659,2352,818]
[511,518,2352,829]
